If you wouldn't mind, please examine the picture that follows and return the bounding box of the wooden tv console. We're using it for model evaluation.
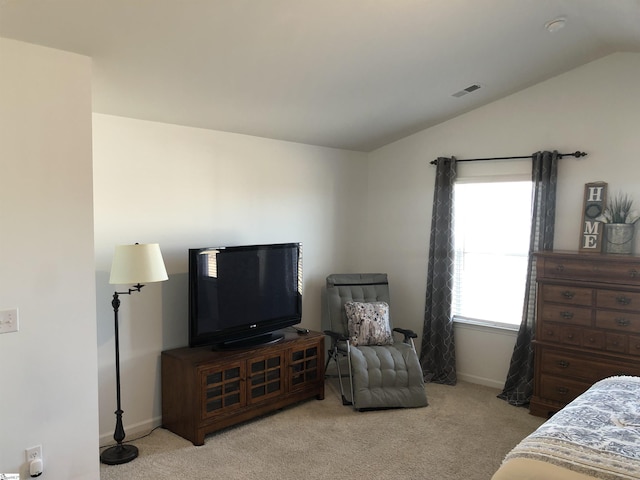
[161,330,325,445]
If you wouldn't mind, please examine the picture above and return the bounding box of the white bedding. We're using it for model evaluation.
[492,376,640,480]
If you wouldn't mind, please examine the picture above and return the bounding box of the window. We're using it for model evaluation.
[452,178,532,328]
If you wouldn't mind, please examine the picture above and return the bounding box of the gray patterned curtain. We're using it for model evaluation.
[498,150,558,406]
[420,156,457,385]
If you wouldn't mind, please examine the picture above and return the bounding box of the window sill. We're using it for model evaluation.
[453,316,520,333]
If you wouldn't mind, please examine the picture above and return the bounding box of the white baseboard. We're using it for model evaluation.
[99,416,162,447]
[456,372,505,390]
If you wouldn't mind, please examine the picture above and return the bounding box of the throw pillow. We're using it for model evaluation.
[344,301,393,346]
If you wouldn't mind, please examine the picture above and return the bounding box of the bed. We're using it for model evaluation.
[492,376,640,480]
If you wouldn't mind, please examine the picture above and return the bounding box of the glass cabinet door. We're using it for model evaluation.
[200,362,245,419]
[290,345,319,390]
[247,352,285,404]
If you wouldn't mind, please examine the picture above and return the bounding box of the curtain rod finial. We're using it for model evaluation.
[561,151,587,159]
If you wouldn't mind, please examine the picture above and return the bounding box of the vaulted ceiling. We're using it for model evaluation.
[1,0,639,151]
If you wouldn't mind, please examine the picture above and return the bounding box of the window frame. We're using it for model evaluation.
[451,173,532,331]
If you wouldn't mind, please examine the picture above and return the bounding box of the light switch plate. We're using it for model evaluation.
[0,308,19,333]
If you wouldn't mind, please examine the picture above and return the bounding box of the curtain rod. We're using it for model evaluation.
[429,151,587,165]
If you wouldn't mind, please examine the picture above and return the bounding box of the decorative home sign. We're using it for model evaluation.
[579,181,607,252]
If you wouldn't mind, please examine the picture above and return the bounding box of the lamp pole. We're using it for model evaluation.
[100,285,144,465]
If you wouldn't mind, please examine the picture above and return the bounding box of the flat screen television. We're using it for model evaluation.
[188,242,302,349]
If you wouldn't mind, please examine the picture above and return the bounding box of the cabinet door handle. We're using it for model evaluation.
[560,311,574,320]
[562,291,575,299]
[556,387,569,395]
[616,296,632,305]
[616,317,631,327]
[557,360,570,368]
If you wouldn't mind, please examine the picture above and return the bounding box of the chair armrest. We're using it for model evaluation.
[323,330,349,342]
[393,327,418,343]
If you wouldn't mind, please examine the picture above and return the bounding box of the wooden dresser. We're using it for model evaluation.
[530,251,640,418]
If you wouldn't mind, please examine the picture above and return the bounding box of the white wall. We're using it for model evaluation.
[0,38,99,478]
[365,52,640,388]
[92,114,368,443]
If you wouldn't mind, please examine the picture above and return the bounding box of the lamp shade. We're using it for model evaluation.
[109,243,169,285]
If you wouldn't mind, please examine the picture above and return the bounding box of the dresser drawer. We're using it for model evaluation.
[605,332,627,354]
[597,290,640,311]
[541,284,593,306]
[560,325,583,346]
[539,374,591,404]
[540,255,640,286]
[591,262,640,286]
[539,257,597,281]
[595,310,640,333]
[629,334,640,356]
[582,329,605,350]
[538,321,561,344]
[540,348,640,384]
[539,303,592,326]
[594,359,640,378]
[540,348,603,382]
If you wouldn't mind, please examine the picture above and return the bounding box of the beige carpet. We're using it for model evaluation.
[100,381,544,480]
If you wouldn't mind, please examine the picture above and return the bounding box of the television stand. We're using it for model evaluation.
[161,330,324,445]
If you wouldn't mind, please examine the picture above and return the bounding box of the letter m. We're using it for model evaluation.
[583,221,599,235]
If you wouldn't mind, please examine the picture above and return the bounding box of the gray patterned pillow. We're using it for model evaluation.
[344,301,393,346]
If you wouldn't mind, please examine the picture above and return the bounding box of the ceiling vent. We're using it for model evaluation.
[452,84,481,98]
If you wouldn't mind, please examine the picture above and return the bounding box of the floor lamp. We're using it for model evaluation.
[100,243,168,465]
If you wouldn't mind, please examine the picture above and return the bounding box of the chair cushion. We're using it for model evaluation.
[344,301,393,346]
[349,343,429,409]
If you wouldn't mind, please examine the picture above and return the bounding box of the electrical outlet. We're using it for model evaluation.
[0,308,19,334]
[26,445,42,462]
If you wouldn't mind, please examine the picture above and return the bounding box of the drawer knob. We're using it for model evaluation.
[555,265,565,272]
[616,296,632,305]
[556,387,569,395]
[631,269,639,278]
[557,360,570,368]
[562,291,575,299]
[566,333,574,340]
[560,311,574,320]
[616,317,631,327]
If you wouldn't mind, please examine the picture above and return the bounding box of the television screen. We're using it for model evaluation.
[188,243,302,348]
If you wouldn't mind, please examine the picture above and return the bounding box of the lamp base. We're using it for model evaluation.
[100,444,139,465]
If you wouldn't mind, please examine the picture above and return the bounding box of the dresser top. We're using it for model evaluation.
[536,250,640,264]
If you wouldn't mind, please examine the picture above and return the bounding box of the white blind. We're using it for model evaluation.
[452,178,532,326]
